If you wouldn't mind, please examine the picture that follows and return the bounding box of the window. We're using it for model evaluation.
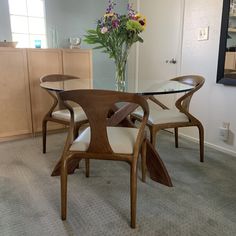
[8,0,47,48]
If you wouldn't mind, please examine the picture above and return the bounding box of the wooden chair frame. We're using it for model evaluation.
[40,74,88,153]
[59,89,149,228]
[131,75,205,162]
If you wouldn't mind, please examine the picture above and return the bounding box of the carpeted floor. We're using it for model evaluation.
[0,131,236,236]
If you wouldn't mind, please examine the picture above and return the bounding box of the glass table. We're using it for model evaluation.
[40,79,194,187]
[41,79,193,95]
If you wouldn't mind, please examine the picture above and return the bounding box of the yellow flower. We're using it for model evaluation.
[138,16,146,30]
[104,12,114,18]
[135,13,141,19]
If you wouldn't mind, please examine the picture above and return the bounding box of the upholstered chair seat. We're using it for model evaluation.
[133,108,189,124]
[70,127,139,154]
[52,107,87,122]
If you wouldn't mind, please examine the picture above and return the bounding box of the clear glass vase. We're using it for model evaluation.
[115,61,127,92]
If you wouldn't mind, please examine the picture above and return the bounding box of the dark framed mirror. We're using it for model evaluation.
[217,0,236,85]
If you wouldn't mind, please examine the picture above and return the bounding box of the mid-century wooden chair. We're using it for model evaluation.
[40,74,88,153]
[131,75,205,162]
[59,89,149,228]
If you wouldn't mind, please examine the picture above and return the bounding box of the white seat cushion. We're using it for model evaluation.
[52,107,87,122]
[133,108,189,124]
[70,127,139,154]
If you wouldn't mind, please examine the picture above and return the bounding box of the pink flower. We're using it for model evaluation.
[101,27,108,34]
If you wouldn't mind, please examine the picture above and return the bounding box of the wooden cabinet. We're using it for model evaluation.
[0,48,92,140]
[62,49,93,89]
[27,49,93,133]
[0,48,32,139]
[27,49,63,133]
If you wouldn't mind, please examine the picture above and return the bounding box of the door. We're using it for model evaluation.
[136,0,184,107]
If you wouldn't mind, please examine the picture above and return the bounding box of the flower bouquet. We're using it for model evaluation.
[84,0,146,91]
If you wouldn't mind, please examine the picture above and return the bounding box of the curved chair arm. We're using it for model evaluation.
[40,74,81,117]
[59,101,75,160]
[42,89,59,118]
[40,74,80,83]
[174,76,205,122]
[133,98,149,157]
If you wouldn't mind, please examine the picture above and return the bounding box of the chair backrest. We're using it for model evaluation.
[171,75,205,112]
[59,89,149,154]
[40,74,80,83]
[40,74,81,112]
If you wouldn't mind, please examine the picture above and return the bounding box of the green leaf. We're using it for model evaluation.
[93,45,105,50]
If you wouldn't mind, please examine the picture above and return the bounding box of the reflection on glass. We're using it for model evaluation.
[225,0,236,79]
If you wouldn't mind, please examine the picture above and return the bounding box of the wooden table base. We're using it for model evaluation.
[146,140,173,187]
[51,140,173,187]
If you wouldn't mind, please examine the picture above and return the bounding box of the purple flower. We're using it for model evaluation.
[112,19,119,28]
[127,3,136,18]
[106,0,116,13]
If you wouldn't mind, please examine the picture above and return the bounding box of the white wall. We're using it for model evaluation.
[45,0,128,90]
[132,0,236,156]
[181,0,236,156]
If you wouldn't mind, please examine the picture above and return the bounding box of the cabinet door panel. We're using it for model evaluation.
[27,49,63,133]
[0,48,32,138]
[62,49,93,89]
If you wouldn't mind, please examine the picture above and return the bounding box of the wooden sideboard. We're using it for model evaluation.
[0,48,93,141]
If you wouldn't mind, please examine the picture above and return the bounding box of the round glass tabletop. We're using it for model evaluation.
[40,79,194,95]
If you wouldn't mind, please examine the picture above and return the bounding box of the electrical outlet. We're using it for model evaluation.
[222,122,230,129]
[197,27,209,41]
[219,122,230,141]
[219,127,229,141]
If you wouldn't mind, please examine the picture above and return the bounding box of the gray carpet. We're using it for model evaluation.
[0,131,235,236]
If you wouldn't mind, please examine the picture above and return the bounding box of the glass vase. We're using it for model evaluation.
[115,61,127,92]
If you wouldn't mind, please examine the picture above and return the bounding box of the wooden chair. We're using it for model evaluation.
[131,75,205,162]
[40,74,88,153]
[59,89,149,228]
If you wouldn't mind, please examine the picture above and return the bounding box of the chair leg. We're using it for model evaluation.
[141,140,147,183]
[85,159,90,177]
[61,159,68,220]
[197,123,204,162]
[150,127,157,147]
[174,127,179,148]
[130,161,138,228]
[130,115,136,124]
[74,125,81,170]
[73,124,80,140]
[42,119,48,153]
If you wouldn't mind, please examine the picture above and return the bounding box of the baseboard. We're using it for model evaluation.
[178,132,236,157]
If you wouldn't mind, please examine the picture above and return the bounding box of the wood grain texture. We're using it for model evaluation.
[27,49,64,133]
[62,49,93,89]
[58,89,149,228]
[131,75,205,162]
[0,48,32,138]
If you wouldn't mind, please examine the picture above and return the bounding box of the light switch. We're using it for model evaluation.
[197,27,209,41]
